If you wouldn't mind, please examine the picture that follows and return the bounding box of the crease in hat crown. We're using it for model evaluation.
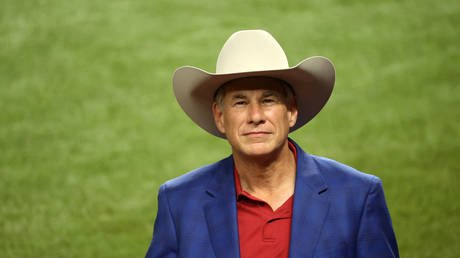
[215,30,289,74]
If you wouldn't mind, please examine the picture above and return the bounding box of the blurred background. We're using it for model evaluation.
[1,0,459,257]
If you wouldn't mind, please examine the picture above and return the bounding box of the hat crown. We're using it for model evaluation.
[216,30,289,74]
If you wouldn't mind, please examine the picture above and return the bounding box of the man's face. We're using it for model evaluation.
[212,77,298,158]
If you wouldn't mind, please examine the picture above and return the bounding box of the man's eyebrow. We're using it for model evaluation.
[262,91,279,98]
[231,93,247,99]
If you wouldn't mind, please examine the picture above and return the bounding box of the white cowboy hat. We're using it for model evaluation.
[172,29,335,138]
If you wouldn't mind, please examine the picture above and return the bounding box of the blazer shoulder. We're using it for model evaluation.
[161,155,233,193]
[310,154,380,188]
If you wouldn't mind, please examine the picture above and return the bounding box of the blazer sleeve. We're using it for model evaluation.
[146,184,178,258]
[356,176,399,258]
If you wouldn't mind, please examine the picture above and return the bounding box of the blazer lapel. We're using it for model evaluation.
[289,141,330,258]
[204,156,240,258]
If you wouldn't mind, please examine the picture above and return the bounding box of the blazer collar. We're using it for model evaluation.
[204,156,241,258]
[289,139,330,258]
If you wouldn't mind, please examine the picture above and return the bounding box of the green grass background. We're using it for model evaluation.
[1,0,459,257]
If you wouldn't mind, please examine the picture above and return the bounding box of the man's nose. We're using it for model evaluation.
[247,103,265,125]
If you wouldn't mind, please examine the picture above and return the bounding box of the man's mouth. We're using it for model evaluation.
[243,131,271,136]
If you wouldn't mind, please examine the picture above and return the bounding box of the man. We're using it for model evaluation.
[146,30,399,258]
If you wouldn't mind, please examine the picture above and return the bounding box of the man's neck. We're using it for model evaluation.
[233,140,296,211]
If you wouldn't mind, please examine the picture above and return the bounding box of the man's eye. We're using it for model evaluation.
[235,101,246,105]
[263,99,275,104]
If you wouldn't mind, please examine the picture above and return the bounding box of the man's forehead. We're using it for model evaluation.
[229,90,278,99]
[222,77,288,93]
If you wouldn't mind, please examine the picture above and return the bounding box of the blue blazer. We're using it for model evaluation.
[146,141,399,258]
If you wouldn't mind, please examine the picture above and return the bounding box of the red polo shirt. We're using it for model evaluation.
[234,142,297,258]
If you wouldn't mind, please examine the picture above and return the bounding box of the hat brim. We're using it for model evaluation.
[172,56,335,138]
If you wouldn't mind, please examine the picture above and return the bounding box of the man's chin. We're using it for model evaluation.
[239,143,277,158]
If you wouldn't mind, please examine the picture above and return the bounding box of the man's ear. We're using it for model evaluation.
[212,102,226,134]
[287,101,298,128]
